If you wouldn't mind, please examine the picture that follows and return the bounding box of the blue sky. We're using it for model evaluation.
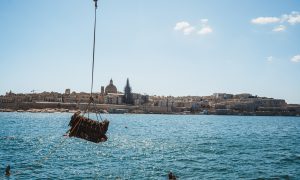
[1,0,300,103]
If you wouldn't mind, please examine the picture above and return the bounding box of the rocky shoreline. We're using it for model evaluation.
[0,108,78,113]
[1,108,299,116]
[1,92,300,116]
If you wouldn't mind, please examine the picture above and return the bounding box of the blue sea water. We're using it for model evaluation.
[0,112,300,179]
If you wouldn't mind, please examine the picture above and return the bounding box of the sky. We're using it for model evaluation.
[0,0,300,103]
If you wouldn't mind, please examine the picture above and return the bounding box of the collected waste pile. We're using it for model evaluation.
[68,112,109,143]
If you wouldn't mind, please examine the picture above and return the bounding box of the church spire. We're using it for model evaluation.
[126,78,130,87]
[123,78,133,104]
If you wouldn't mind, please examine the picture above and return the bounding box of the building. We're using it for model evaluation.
[105,79,117,94]
[104,93,123,104]
[123,78,133,105]
[65,89,71,95]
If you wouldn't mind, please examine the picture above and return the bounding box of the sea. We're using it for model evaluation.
[0,112,299,179]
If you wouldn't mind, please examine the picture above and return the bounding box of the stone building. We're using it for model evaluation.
[213,93,234,99]
[104,93,123,104]
[98,79,121,104]
[105,79,117,94]
[65,89,71,95]
[123,78,133,105]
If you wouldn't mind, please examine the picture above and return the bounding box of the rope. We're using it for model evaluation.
[87,0,105,123]
[92,100,103,121]
[90,0,97,96]
[86,0,98,120]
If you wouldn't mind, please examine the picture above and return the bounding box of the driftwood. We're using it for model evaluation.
[68,112,109,143]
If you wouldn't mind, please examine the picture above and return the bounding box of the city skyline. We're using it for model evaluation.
[1,0,300,103]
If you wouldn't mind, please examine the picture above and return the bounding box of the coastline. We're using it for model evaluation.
[1,107,299,117]
[2,92,300,116]
[0,108,78,114]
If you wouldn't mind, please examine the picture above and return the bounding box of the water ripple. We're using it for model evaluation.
[0,113,300,179]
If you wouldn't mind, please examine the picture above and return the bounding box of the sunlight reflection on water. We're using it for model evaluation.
[0,113,300,179]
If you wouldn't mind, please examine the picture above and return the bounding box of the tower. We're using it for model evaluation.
[123,78,133,104]
[65,89,71,95]
[101,86,104,95]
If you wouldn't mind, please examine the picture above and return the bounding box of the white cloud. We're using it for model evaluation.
[251,17,280,24]
[291,55,300,63]
[174,21,195,35]
[183,26,195,35]
[251,11,300,32]
[198,26,213,35]
[272,25,286,32]
[174,21,191,31]
[267,56,274,62]
[174,19,213,36]
[282,12,300,25]
[198,19,213,35]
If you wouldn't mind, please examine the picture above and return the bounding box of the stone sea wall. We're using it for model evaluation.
[1,102,300,116]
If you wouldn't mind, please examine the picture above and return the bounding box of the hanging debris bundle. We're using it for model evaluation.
[68,112,109,143]
[66,0,110,143]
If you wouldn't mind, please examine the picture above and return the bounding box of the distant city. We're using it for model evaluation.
[0,79,300,116]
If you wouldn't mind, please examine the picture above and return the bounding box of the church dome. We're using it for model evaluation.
[105,79,117,94]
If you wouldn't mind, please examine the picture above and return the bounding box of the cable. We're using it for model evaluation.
[90,0,97,97]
